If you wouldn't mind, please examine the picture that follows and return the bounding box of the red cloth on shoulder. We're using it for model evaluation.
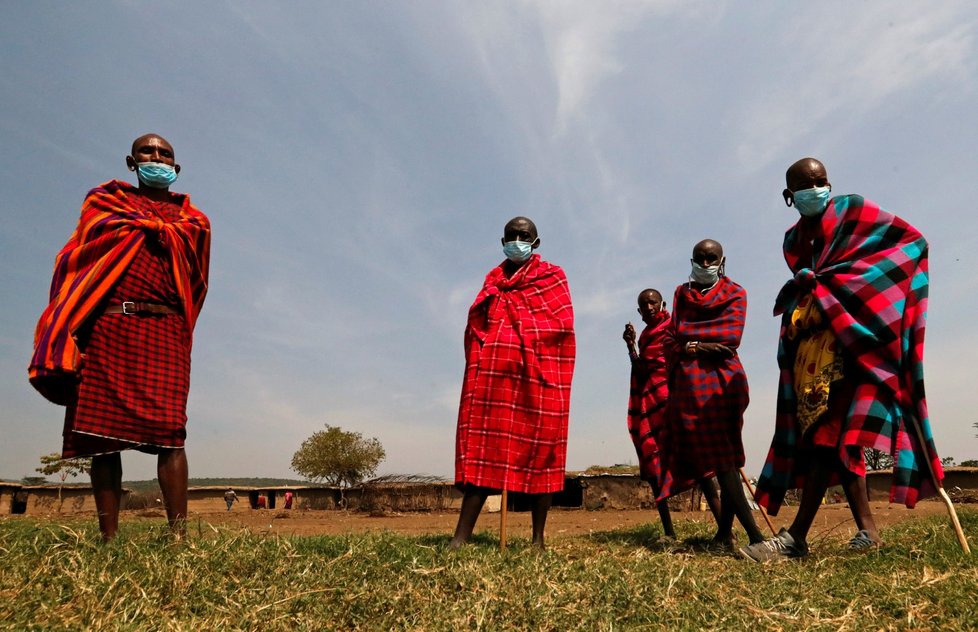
[30,180,209,405]
[455,255,575,494]
[658,277,749,499]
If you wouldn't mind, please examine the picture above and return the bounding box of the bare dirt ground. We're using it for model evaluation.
[171,499,954,543]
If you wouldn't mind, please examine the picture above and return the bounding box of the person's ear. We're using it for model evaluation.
[174,163,181,174]
[501,237,506,246]
[783,188,793,207]
[531,238,540,249]
[126,155,137,171]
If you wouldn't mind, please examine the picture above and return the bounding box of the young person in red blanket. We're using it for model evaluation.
[623,288,725,539]
[30,134,210,541]
[451,216,575,549]
[659,240,766,550]
[742,158,940,562]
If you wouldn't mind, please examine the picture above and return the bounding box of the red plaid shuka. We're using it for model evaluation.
[658,277,749,499]
[29,182,209,456]
[455,255,575,494]
[627,312,674,485]
[755,195,939,514]
[30,180,209,405]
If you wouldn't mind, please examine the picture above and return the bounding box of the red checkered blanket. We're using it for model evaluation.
[658,277,749,499]
[29,180,210,405]
[755,195,940,514]
[627,312,673,484]
[455,255,575,494]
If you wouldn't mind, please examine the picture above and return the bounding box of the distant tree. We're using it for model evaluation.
[21,476,47,486]
[863,448,894,471]
[36,453,92,510]
[959,459,978,468]
[941,456,955,467]
[291,425,385,487]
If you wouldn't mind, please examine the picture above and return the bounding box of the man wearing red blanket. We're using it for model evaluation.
[661,240,765,549]
[451,217,575,549]
[30,134,210,540]
[742,158,940,562]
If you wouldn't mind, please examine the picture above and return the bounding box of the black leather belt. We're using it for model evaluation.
[103,302,179,315]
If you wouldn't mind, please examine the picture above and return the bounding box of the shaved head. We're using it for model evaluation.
[503,216,538,241]
[693,239,723,258]
[131,133,173,157]
[783,157,830,207]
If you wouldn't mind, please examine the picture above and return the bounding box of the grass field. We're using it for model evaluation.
[2,510,976,631]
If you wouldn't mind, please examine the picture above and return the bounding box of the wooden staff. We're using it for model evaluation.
[907,415,970,553]
[740,469,777,536]
[499,488,508,550]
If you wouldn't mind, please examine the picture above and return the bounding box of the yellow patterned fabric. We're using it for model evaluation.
[788,295,844,435]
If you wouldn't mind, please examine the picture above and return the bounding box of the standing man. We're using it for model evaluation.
[225,489,238,511]
[30,133,210,541]
[660,240,765,550]
[451,216,576,549]
[622,288,676,538]
[742,158,941,561]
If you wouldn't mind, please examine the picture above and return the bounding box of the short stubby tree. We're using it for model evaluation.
[291,424,386,487]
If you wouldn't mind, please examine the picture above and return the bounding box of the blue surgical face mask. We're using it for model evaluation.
[792,185,831,217]
[690,260,722,286]
[503,239,535,263]
[136,162,178,189]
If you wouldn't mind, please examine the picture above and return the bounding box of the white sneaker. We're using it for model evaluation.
[739,528,808,562]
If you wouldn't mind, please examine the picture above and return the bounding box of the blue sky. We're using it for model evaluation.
[2,1,977,482]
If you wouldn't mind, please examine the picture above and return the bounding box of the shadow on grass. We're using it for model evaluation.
[585,523,674,550]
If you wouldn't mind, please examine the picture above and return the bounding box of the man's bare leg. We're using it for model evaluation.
[158,449,188,538]
[840,470,881,545]
[91,453,122,541]
[716,469,764,544]
[531,493,552,549]
[450,488,488,548]
[786,457,833,548]
[648,480,675,538]
[698,477,722,522]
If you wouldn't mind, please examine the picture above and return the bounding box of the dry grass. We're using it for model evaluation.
[1,510,976,630]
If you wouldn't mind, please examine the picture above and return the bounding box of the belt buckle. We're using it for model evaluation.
[122,301,137,315]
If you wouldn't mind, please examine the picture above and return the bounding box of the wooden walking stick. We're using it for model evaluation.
[740,468,777,536]
[907,415,970,553]
[499,487,508,550]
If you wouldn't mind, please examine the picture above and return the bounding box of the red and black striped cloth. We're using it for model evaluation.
[30,180,209,405]
[30,182,209,456]
[626,312,673,485]
[63,235,191,457]
[455,255,576,494]
[756,195,940,513]
[658,277,749,499]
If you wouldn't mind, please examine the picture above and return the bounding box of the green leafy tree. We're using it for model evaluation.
[36,453,92,510]
[291,425,385,487]
[941,456,955,467]
[21,476,46,485]
[959,459,978,467]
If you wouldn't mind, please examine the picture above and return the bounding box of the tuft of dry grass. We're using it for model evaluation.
[1,510,976,630]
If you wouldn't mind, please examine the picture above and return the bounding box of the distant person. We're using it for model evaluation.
[742,158,942,561]
[622,288,676,538]
[451,216,576,549]
[256,495,267,509]
[225,489,238,511]
[658,240,765,550]
[284,490,294,509]
[29,133,210,541]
